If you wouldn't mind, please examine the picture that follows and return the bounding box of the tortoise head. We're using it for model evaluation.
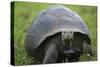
[61,31,93,62]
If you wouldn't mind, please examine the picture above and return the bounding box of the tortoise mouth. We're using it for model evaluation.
[63,49,80,56]
[63,49,81,56]
[62,49,81,62]
[63,49,75,54]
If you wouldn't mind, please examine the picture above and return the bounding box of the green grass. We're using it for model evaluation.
[13,1,97,65]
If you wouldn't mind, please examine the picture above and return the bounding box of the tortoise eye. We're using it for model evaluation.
[62,31,74,40]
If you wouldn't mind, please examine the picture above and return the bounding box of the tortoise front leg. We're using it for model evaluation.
[43,43,58,64]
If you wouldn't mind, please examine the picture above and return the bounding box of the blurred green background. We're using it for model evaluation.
[13,1,97,65]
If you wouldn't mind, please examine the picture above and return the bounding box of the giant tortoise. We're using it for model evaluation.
[25,5,93,64]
